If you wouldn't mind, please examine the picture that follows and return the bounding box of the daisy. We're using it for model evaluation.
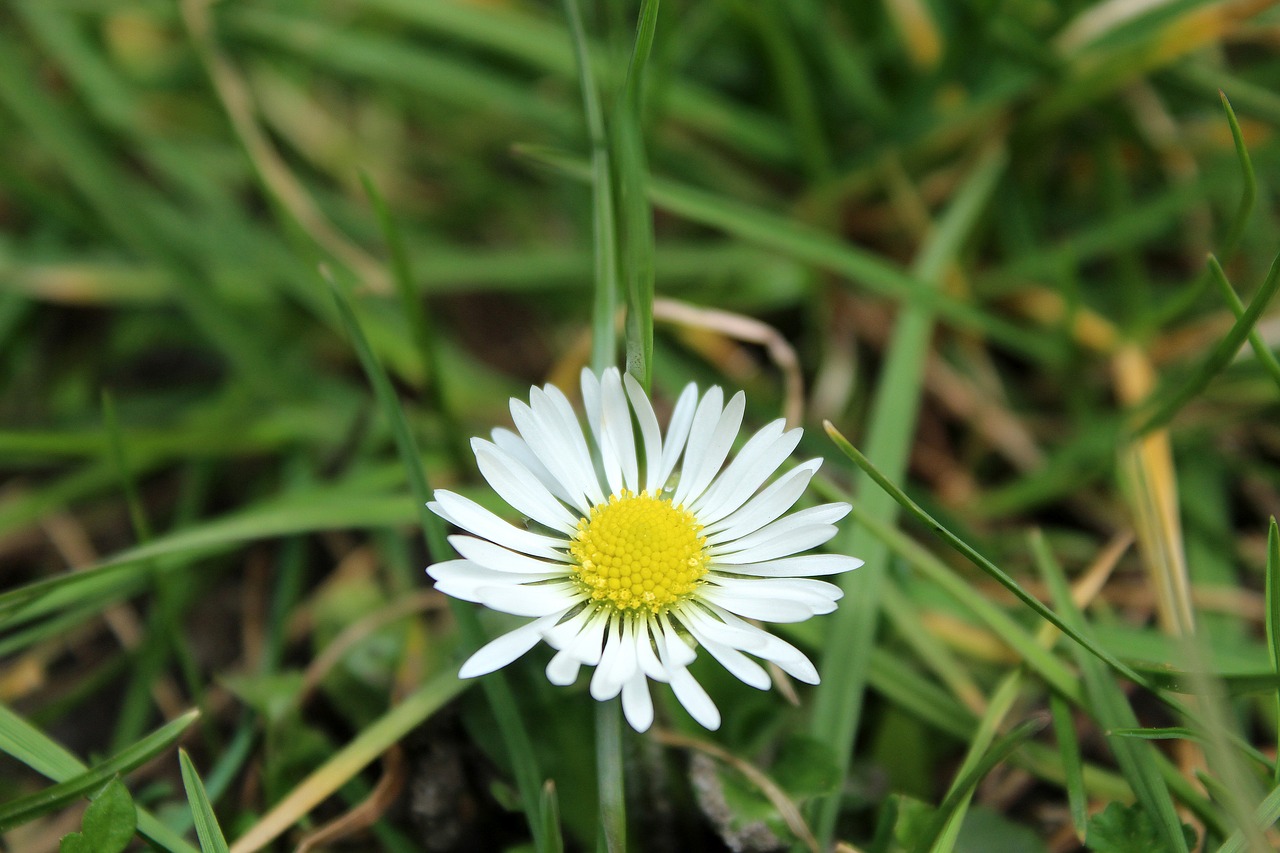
[427,367,862,732]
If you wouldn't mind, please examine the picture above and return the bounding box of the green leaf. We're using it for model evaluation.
[1085,802,1195,853]
[60,778,136,853]
[770,735,840,799]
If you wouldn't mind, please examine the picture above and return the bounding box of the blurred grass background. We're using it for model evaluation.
[2,0,1280,851]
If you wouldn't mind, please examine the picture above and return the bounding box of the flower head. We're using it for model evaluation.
[428,368,862,731]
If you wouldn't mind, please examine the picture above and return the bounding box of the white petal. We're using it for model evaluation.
[711,525,839,564]
[655,383,699,489]
[507,402,590,514]
[669,665,720,730]
[458,613,561,678]
[678,603,768,652]
[546,650,582,685]
[542,383,606,502]
[692,422,799,523]
[621,672,655,732]
[675,390,745,507]
[717,554,864,578]
[682,620,771,690]
[699,587,818,622]
[623,373,665,493]
[704,459,822,541]
[701,603,821,683]
[656,611,697,668]
[707,576,843,607]
[709,503,849,549]
[599,369,639,493]
[491,427,579,509]
[592,614,639,700]
[430,561,562,600]
[430,491,566,560]
[475,582,581,617]
[582,369,623,495]
[547,607,610,666]
[473,439,580,534]
[448,535,573,575]
[634,618,668,682]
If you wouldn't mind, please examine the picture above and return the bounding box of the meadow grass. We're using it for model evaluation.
[2,1,1280,851]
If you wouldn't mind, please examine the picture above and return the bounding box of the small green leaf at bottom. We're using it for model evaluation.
[1086,801,1196,853]
[60,777,136,853]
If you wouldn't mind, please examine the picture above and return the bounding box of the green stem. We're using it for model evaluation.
[596,699,627,853]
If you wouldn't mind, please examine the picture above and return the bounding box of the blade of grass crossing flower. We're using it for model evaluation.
[0,703,197,853]
[1050,692,1088,842]
[326,276,550,851]
[360,173,468,470]
[179,749,230,853]
[1212,257,1280,392]
[1031,533,1189,853]
[809,148,1007,846]
[1133,250,1280,437]
[562,0,619,375]
[1268,519,1280,785]
[612,0,659,390]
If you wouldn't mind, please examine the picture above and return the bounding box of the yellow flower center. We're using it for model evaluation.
[569,490,709,614]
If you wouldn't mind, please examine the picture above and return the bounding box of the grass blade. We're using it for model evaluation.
[179,749,230,853]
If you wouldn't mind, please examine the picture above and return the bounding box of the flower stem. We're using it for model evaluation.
[596,698,627,853]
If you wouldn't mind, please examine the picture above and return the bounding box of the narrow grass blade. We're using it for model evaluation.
[916,715,1049,853]
[1217,781,1280,853]
[360,173,467,469]
[562,0,619,374]
[227,671,465,853]
[179,749,230,853]
[1133,250,1280,436]
[1213,257,1280,392]
[611,0,660,389]
[1050,692,1087,842]
[1032,533,1189,853]
[1268,518,1280,785]
[0,703,197,853]
[327,274,550,849]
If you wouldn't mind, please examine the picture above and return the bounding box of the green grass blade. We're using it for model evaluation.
[1134,251,1280,436]
[1212,257,1280,393]
[916,715,1049,853]
[360,173,468,470]
[1050,692,1088,842]
[179,749,230,853]
[1269,518,1280,785]
[612,0,659,390]
[562,0,619,375]
[1032,533,1189,853]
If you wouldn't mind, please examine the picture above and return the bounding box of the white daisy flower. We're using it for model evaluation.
[427,367,862,732]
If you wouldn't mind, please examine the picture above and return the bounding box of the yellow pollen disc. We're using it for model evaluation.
[569,489,709,614]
